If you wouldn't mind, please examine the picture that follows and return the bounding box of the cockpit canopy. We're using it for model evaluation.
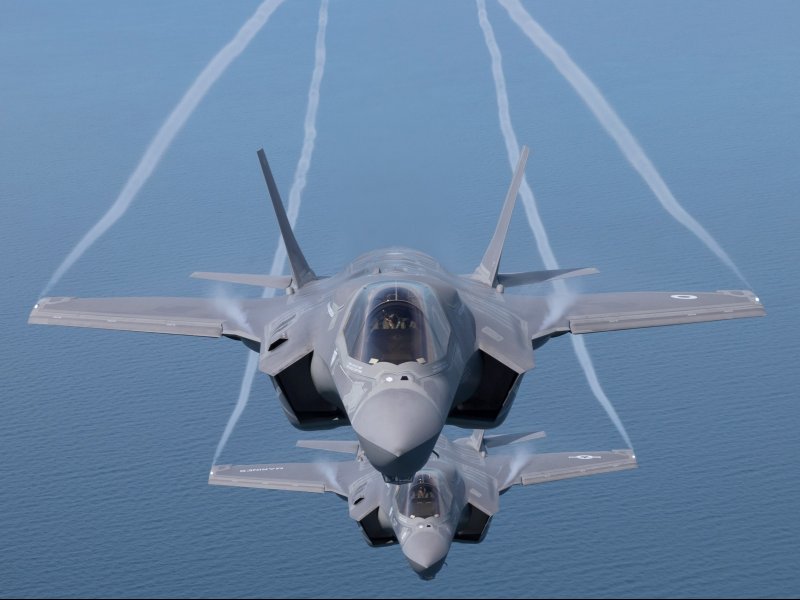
[344,282,449,366]
[398,473,440,519]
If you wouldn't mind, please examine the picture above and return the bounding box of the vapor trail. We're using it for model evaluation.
[41,0,286,297]
[213,0,329,465]
[496,0,749,287]
[477,0,633,449]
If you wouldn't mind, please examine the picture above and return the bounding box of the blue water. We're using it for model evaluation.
[2,1,798,597]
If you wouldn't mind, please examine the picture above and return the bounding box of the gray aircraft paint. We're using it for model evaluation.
[28,146,765,483]
[209,430,638,579]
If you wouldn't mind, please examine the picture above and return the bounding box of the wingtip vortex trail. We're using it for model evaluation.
[478,0,633,448]
[42,0,286,297]
[496,0,750,289]
[213,0,329,465]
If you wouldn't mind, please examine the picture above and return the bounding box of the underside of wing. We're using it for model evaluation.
[505,289,765,338]
[488,449,637,492]
[28,296,286,342]
[209,461,359,497]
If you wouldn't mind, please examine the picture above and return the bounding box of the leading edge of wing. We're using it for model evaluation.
[27,296,284,342]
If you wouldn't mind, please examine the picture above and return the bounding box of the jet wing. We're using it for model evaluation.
[488,449,637,492]
[209,461,361,497]
[28,296,286,342]
[505,289,765,338]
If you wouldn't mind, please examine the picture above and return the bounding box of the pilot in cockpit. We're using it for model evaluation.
[405,474,439,519]
[382,312,399,330]
[348,282,440,366]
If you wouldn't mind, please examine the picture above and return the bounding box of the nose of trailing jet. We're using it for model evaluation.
[402,528,451,580]
[352,389,444,483]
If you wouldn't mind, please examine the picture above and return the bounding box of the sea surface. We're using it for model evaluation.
[2,1,798,597]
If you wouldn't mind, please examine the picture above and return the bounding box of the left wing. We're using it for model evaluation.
[28,296,287,343]
[487,449,637,492]
[209,461,361,497]
[505,289,764,338]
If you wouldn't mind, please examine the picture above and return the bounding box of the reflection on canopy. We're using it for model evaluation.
[344,282,449,366]
[398,473,440,519]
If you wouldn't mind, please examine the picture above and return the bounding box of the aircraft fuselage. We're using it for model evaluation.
[260,248,534,482]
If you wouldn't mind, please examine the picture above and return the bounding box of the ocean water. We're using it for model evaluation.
[2,1,798,597]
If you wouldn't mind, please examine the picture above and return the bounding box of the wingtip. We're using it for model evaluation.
[29,297,49,318]
[611,449,638,463]
[717,289,764,307]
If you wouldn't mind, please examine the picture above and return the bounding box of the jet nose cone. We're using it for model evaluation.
[403,529,451,580]
[353,389,444,482]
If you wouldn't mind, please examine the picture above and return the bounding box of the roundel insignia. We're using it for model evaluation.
[670,294,698,300]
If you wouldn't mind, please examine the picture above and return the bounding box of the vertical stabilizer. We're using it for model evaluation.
[473,146,529,287]
[257,149,317,288]
[468,429,486,452]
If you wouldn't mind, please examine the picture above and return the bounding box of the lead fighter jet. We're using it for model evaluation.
[29,146,765,482]
[209,430,637,579]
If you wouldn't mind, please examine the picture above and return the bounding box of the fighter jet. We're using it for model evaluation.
[29,146,765,482]
[209,429,637,579]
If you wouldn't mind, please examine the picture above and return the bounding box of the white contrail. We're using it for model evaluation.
[211,284,252,335]
[477,0,632,449]
[496,0,749,287]
[42,0,286,297]
[213,0,329,465]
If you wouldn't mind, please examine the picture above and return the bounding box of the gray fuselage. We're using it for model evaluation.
[260,248,534,483]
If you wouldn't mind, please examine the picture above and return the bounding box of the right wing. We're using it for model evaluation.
[487,449,637,492]
[505,289,765,338]
[209,461,361,497]
[28,295,288,343]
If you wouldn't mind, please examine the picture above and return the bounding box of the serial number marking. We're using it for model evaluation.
[239,467,285,473]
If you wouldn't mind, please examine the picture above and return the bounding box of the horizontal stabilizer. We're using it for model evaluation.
[296,440,360,455]
[483,430,546,448]
[456,429,545,452]
[497,267,598,288]
[191,272,292,289]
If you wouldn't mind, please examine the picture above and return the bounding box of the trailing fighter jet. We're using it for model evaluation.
[209,430,637,579]
[29,147,765,482]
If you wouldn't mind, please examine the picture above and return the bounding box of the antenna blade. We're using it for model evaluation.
[257,148,317,288]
